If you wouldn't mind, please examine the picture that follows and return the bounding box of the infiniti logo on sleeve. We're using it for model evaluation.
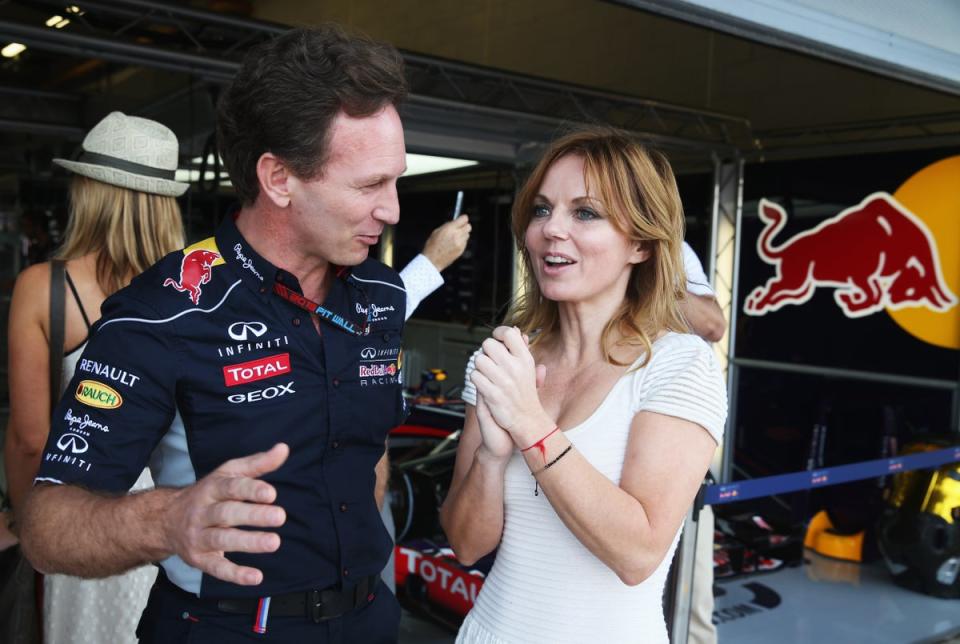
[228,321,268,341]
[56,433,89,454]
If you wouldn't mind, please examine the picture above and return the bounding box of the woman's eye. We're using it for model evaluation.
[576,208,600,220]
[532,204,550,218]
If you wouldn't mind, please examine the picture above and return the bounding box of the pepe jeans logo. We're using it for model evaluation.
[75,380,123,409]
[64,408,110,434]
[228,321,268,342]
[56,433,88,454]
[356,302,395,322]
[234,243,264,281]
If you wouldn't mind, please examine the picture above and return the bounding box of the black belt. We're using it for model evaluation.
[215,574,379,623]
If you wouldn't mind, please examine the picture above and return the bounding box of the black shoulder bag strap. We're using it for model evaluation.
[49,260,66,412]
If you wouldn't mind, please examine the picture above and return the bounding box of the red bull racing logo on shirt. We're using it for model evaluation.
[75,380,123,409]
[359,363,398,378]
[745,156,960,349]
[163,238,225,305]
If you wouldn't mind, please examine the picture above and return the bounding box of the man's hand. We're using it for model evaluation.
[163,442,289,586]
[422,216,472,272]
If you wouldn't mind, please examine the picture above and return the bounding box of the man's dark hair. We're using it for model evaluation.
[217,25,407,205]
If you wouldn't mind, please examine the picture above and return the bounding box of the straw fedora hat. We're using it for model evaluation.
[53,111,189,197]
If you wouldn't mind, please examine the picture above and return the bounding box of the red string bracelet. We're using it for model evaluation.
[520,425,560,462]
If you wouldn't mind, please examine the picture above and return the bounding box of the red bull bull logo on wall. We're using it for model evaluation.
[163,237,225,305]
[745,156,960,349]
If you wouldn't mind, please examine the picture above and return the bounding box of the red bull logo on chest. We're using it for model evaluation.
[164,238,225,305]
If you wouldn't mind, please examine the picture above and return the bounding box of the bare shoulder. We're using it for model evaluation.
[15,261,52,289]
[11,262,52,321]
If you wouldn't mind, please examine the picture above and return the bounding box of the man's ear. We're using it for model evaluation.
[256,152,291,208]
[629,241,651,265]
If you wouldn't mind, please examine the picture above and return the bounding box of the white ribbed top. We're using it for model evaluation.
[456,332,727,644]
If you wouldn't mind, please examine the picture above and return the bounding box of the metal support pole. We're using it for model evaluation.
[710,156,744,484]
[669,489,704,644]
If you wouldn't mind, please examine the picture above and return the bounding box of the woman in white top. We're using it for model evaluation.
[439,128,727,644]
[4,111,187,643]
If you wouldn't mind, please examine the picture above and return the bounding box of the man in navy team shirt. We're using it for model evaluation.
[21,25,411,643]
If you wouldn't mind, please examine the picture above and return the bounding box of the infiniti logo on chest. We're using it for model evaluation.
[228,321,268,341]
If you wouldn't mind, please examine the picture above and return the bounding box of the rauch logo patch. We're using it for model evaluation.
[223,353,291,387]
[75,380,123,409]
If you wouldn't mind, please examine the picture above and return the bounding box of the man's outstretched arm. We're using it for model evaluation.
[21,443,289,586]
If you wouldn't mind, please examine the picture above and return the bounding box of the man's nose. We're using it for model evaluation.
[375,183,400,225]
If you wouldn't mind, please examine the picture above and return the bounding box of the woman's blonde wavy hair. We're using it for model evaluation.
[55,176,184,295]
[508,127,688,367]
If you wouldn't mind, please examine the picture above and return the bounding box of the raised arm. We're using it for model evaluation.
[399,216,471,320]
[21,443,289,585]
[439,400,509,565]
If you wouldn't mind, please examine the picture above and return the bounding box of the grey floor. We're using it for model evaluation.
[716,552,960,644]
[399,609,456,644]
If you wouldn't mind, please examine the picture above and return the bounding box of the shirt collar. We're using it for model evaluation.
[215,215,279,296]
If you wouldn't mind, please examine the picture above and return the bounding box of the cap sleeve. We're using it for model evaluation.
[632,335,727,444]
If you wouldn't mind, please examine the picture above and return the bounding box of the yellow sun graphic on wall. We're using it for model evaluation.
[888,156,960,349]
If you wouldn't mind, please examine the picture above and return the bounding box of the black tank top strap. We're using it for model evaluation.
[64,270,93,330]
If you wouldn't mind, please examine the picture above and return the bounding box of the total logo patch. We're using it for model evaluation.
[223,353,291,387]
[75,380,123,409]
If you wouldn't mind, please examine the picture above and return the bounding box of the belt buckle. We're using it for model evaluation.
[310,589,324,623]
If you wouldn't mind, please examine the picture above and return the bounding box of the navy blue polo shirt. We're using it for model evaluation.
[36,216,407,599]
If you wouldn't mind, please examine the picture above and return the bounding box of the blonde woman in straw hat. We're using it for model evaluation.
[4,111,187,643]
